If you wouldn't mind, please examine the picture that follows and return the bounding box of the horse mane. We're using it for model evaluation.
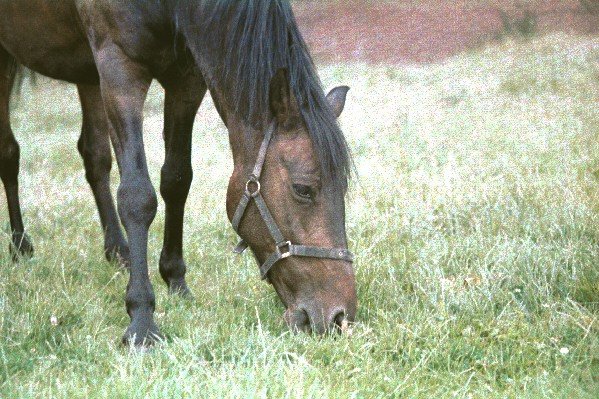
[194,0,352,186]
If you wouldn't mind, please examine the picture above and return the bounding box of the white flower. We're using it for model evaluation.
[50,315,58,326]
[560,347,569,355]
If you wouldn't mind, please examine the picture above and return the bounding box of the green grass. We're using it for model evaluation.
[1,33,598,398]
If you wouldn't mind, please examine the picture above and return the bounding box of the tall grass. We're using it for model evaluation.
[1,33,598,398]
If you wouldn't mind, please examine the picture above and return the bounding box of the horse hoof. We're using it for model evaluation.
[104,241,130,268]
[159,255,191,297]
[121,319,164,347]
[9,232,34,261]
[168,279,193,299]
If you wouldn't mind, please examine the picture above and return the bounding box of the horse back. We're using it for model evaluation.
[0,0,177,84]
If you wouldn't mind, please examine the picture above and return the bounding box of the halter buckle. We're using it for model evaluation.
[276,241,292,259]
[245,175,261,198]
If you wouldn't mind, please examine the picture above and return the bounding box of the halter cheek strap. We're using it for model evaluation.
[231,121,354,280]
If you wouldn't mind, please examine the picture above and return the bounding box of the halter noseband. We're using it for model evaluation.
[231,121,354,280]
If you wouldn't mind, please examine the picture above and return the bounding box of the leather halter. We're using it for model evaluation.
[231,121,354,280]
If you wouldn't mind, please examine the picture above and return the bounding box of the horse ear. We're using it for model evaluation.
[326,86,349,118]
[269,68,296,124]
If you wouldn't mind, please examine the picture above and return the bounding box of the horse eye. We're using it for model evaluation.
[292,184,314,200]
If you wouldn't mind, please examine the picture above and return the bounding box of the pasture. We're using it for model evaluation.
[1,33,598,397]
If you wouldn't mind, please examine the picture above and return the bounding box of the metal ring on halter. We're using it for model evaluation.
[245,176,261,198]
[276,241,292,259]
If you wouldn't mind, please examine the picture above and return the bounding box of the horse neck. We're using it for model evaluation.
[170,2,272,172]
[204,86,264,172]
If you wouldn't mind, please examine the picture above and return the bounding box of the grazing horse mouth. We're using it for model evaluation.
[285,305,353,335]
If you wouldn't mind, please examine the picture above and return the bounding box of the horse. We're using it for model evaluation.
[0,0,356,346]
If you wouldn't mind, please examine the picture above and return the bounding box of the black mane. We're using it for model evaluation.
[184,0,352,186]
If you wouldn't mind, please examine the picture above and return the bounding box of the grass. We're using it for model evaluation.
[1,33,599,398]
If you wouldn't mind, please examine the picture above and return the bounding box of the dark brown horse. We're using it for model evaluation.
[0,0,356,346]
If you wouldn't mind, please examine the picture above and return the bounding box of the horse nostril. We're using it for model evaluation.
[331,309,347,333]
[286,307,311,333]
[298,309,311,333]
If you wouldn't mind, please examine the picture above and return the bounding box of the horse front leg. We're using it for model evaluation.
[158,73,206,297]
[0,49,33,260]
[77,84,129,265]
[93,44,160,346]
